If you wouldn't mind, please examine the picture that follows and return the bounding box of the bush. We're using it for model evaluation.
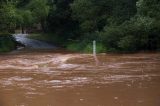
[101,16,160,52]
[101,26,124,52]
[122,16,160,51]
[0,34,17,52]
[118,35,137,51]
[147,20,160,50]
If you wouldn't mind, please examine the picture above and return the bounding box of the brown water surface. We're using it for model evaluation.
[0,51,160,106]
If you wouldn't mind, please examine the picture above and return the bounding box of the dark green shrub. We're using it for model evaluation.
[122,16,160,51]
[0,34,17,52]
[118,35,137,51]
[101,26,124,51]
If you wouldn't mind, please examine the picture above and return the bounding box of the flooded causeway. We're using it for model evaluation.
[0,52,160,106]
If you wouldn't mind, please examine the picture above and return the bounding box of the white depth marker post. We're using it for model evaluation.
[93,40,99,66]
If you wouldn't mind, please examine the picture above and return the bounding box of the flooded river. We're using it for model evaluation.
[0,51,160,106]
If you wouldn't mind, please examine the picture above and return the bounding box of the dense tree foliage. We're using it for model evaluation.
[47,0,78,40]
[28,0,50,32]
[0,2,17,32]
[0,0,160,52]
[71,0,137,32]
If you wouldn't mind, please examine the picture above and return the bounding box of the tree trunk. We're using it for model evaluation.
[41,20,46,32]
[22,26,24,34]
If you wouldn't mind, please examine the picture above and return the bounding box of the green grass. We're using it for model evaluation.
[28,33,107,53]
[67,41,106,53]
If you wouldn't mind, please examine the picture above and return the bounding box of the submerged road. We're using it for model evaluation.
[0,35,160,106]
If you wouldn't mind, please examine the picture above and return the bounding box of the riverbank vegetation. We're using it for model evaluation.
[0,34,17,52]
[0,0,160,52]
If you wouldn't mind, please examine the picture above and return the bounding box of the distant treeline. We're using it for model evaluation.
[0,0,160,52]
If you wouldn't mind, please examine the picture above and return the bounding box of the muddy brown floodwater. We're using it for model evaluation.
[0,51,160,106]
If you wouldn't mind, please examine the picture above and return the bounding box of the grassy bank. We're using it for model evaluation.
[66,41,106,53]
[0,34,17,52]
[28,33,160,53]
[28,33,106,53]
